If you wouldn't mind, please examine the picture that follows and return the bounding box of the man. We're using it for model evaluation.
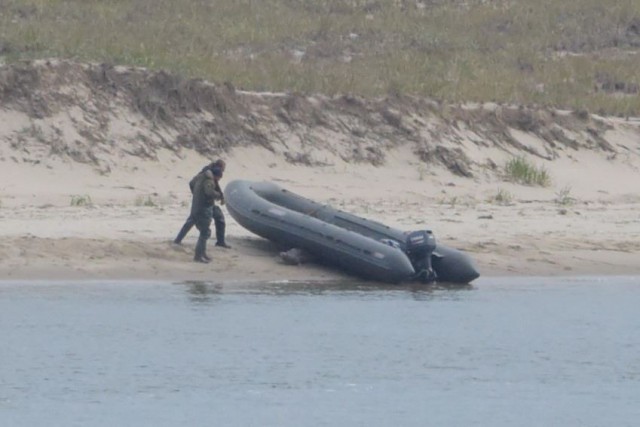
[190,166,220,263]
[173,159,231,249]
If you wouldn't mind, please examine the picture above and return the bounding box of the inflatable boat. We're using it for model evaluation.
[224,180,480,284]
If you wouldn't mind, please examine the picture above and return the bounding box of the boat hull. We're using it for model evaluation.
[224,180,479,284]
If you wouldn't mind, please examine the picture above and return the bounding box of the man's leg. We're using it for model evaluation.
[174,215,196,244]
[194,219,212,263]
[213,206,231,248]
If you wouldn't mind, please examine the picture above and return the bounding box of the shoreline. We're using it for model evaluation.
[2,175,639,282]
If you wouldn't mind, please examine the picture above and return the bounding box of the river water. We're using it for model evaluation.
[1,276,639,427]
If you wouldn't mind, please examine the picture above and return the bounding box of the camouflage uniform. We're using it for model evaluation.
[191,169,221,262]
[174,161,228,247]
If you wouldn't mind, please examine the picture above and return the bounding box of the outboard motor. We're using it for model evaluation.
[405,230,437,283]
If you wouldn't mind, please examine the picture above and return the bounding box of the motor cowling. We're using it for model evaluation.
[405,230,437,283]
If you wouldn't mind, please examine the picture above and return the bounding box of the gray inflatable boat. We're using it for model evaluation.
[224,180,480,284]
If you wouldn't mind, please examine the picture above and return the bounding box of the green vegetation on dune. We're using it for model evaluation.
[1,0,640,114]
[504,155,551,187]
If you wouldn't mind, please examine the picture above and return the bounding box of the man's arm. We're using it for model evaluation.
[189,174,199,194]
[203,180,222,199]
[214,180,225,204]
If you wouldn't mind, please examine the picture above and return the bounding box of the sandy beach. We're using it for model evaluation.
[1,143,639,283]
[1,61,639,283]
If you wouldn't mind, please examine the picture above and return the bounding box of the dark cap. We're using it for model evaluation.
[211,166,223,178]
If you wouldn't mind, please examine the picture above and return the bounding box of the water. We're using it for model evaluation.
[1,276,639,427]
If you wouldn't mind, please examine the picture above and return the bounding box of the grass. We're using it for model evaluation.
[1,0,640,115]
[504,156,551,186]
[437,195,458,208]
[417,165,428,181]
[135,194,158,207]
[554,185,576,206]
[487,188,513,205]
[70,194,93,207]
